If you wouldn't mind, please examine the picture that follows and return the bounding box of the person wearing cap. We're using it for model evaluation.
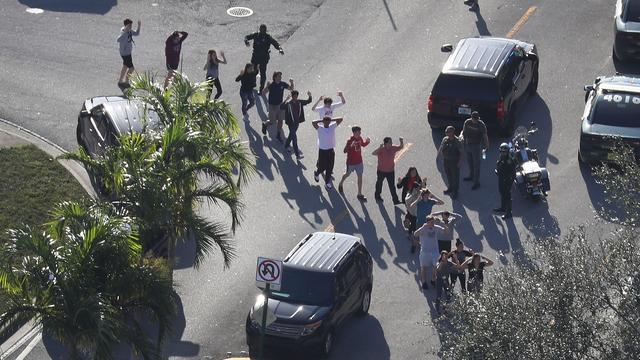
[494,142,516,219]
[437,126,464,199]
[461,111,489,190]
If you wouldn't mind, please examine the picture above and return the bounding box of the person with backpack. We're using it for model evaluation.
[281,90,312,159]
[244,24,284,92]
[438,126,464,199]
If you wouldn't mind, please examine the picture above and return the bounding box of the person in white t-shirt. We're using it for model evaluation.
[414,215,445,290]
[312,91,346,119]
[312,116,344,190]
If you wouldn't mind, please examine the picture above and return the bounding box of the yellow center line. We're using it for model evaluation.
[323,143,413,232]
[506,6,537,39]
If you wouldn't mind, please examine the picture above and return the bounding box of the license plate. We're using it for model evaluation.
[458,107,472,115]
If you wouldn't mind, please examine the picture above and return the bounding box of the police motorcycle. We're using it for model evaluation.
[509,122,550,200]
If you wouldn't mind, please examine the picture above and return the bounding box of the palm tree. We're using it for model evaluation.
[63,72,255,270]
[0,200,175,359]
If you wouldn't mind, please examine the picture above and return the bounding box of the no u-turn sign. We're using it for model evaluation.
[256,257,283,291]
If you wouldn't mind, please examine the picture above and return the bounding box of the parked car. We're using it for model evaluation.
[579,74,640,164]
[427,37,539,136]
[76,95,159,159]
[614,0,640,61]
[245,232,373,357]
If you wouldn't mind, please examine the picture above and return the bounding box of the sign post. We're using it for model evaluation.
[255,257,283,360]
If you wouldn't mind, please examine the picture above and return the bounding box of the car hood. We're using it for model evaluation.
[252,298,331,324]
[583,122,640,140]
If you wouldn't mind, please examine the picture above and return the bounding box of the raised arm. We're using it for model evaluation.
[430,193,445,206]
[289,78,294,91]
[301,91,313,106]
[482,256,494,267]
[261,82,271,96]
[133,20,141,36]
[179,31,189,42]
[338,91,346,104]
[311,119,321,129]
[312,96,324,110]
[218,51,227,64]
[372,143,383,156]
[334,117,344,126]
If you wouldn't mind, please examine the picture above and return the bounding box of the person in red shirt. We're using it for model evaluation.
[338,126,370,200]
[372,136,404,204]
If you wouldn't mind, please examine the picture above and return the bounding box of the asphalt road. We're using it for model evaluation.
[1,0,636,359]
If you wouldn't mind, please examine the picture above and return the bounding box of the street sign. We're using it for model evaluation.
[255,257,282,291]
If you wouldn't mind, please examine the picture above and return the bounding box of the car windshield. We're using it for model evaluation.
[433,74,499,101]
[625,0,640,22]
[591,92,640,128]
[269,266,335,306]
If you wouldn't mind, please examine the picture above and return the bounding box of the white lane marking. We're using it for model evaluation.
[0,325,41,359]
[14,333,42,360]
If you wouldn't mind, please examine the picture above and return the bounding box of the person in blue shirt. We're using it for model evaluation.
[410,188,445,228]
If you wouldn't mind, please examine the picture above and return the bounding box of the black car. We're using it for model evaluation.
[428,37,539,136]
[246,232,373,357]
[614,0,640,61]
[76,95,159,159]
[579,74,640,164]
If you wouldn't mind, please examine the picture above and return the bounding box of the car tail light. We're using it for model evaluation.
[427,95,434,112]
[496,100,505,121]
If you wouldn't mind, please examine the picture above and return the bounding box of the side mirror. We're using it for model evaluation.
[583,85,594,92]
[440,44,453,53]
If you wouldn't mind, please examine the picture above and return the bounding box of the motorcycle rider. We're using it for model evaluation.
[244,24,284,92]
[494,143,516,220]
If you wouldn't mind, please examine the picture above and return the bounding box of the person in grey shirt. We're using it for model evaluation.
[461,111,489,190]
[117,18,141,85]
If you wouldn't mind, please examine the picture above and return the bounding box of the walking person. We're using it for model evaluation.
[414,215,445,290]
[461,111,489,190]
[461,253,494,293]
[116,18,141,85]
[281,90,312,159]
[244,24,284,92]
[433,210,462,252]
[433,250,462,314]
[372,137,404,204]
[494,143,517,219]
[397,167,423,204]
[164,31,189,88]
[437,126,464,199]
[312,92,346,118]
[312,116,344,190]
[404,183,423,253]
[203,50,227,100]
[449,239,473,293]
[410,188,445,229]
[338,126,371,200]
[261,72,293,142]
[235,63,257,118]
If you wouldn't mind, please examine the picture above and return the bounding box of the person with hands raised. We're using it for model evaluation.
[281,90,312,159]
[261,72,294,142]
[337,126,370,200]
[372,136,404,204]
[312,116,344,190]
[313,91,346,119]
[244,24,284,92]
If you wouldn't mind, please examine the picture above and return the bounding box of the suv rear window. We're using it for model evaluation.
[625,0,640,22]
[433,74,499,101]
[270,267,335,306]
[591,92,640,127]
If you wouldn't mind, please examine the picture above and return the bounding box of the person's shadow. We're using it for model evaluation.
[19,0,117,14]
[472,5,491,36]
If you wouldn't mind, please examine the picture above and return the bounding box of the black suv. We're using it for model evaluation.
[427,37,539,136]
[245,232,373,357]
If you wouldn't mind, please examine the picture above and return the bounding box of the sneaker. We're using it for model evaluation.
[471,183,480,190]
[296,154,304,160]
[421,282,428,290]
[261,122,267,135]
[443,189,452,195]
[338,184,344,193]
[375,196,384,202]
[325,182,333,190]
[463,176,473,182]
[357,194,367,201]
[463,0,473,4]
[313,171,319,182]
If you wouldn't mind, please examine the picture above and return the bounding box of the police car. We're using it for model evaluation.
[579,74,640,164]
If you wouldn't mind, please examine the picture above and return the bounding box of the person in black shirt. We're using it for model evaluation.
[244,24,284,92]
[235,63,257,118]
[281,90,312,159]
[261,71,294,142]
[449,239,473,293]
[461,254,494,293]
[494,143,517,219]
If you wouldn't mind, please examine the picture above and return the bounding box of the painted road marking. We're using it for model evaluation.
[324,143,413,232]
[15,333,41,360]
[506,6,537,39]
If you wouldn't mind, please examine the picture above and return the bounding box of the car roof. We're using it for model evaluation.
[283,232,361,273]
[597,74,640,94]
[443,37,524,78]
[88,96,161,135]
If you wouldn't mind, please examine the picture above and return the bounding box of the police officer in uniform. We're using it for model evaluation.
[494,143,516,219]
[438,126,464,199]
[244,24,284,92]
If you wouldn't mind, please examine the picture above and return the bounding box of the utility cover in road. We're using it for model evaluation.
[255,257,282,290]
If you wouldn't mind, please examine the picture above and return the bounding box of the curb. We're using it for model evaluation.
[0,117,96,198]
[0,118,95,359]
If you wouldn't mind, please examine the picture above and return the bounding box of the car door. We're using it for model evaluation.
[334,261,361,325]
[90,107,111,157]
[499,60,518,110]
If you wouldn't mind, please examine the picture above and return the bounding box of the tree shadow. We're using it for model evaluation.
[19,0,117,14]
[578,161,631,225]
[164,292,200,357]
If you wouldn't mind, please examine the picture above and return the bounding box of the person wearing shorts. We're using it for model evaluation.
[414,215,444,290]
[338,126,370,200]
[261,71,293,142]
[117,18,140,84]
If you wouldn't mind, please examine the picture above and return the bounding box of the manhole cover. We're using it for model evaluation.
[227,6,253,17]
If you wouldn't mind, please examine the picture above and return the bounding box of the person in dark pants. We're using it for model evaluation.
[461,254,494,293]
[396,167,423,204]
[203,49,227,99]
[164,31,188,89]
[461,111,489,190]
[494,143,517,219]
[438,126,464,199]
[235,63,257,118]
[372,137,404,204]
[312,116,344,190]
[244,24,284,92]
[281,90,312,159]
[449,239,473,293]
[262,72,293,142]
